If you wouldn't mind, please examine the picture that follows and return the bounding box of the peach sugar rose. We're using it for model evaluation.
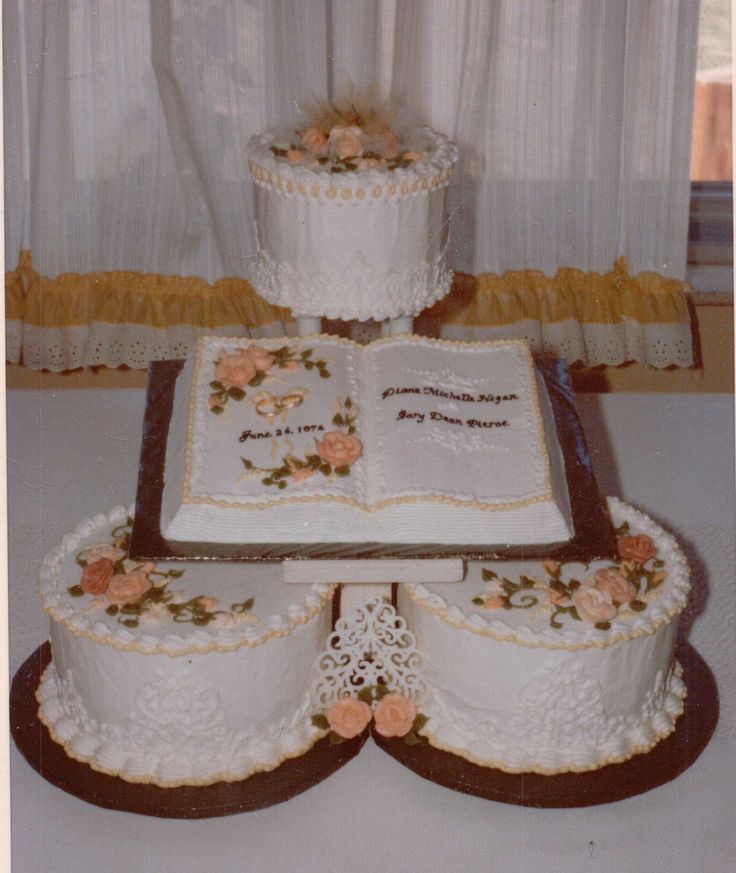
[326,697,372,739]
[300,126,328,156]
[315,431,363,468]
[215,345,275,389]
[572,586,618,624]
[592,568,637,605]
[215,352,256,389]
[79,543,126,564]
[373,693,417,738]
[81,558,114,595]
[105,571,153,606]
[327,125,364,160]
[616,535,657,565]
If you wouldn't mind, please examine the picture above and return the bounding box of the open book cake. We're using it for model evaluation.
[160,335,574,546]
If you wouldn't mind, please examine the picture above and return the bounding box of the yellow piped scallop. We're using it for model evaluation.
[356,187,365,199]
[340,188,352,201]
[372,185,382,198]
[326,187,337,200]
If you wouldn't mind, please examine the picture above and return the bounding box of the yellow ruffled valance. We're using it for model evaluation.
[6,253,689,333]
[6,251,290,331]
[426,258,690,328]
[5,252,692,370]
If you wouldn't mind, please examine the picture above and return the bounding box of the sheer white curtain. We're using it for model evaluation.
[5,0,697,370]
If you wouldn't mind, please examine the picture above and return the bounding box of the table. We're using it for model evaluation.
[8,387,735,873]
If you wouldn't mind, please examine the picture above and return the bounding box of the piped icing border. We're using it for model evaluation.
[181,334,558,513]
[247,126,457,205]
[401,498,690,651]
[36,665,328,788]
[38,504,337,656]
[420,661,687,776]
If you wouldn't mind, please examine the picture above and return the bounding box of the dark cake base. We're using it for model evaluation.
[129,355,617,564]
[372,641,718,808]
[11,643,367,819]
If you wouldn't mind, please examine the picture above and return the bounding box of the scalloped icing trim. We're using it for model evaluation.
[419,662,687,775]
[36,663,328,788]
[401,497,691,651]
[251,245,454,321]
[246,126,457,204]
[182,335,558,513]
[38,504,337,656]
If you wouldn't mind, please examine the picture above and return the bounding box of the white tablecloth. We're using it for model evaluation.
[8,388,736,873]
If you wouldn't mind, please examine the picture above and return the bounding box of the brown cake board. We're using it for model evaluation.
[129,355,617,564]
[371,641,718,808]
[11,643,367,819]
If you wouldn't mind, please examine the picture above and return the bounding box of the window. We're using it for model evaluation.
[688,0,732,293]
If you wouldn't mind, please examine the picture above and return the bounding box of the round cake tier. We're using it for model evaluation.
[37,505,336,787]
[247,127,458,321]
[397,498,690,774]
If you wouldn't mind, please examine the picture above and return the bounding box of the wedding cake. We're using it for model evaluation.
[37,505,336,787]
[160,334,574,546]
[396,498,690,773]
[246,98,457,322]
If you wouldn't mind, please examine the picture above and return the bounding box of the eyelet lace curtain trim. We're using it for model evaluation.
[426,257,693,368]
[6,253,690,371]
[4,1,698,371]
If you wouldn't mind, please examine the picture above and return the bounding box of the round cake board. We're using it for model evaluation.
[11,643,368,819]
[372,642,718,808]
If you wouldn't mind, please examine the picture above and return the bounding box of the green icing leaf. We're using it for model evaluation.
[357,687,374,705]
[328,731,346,746]
[68,585,84,597]
[227,387,246,400]
[629,600,647,612]
[334,465,350,477]
[311,714,329,730]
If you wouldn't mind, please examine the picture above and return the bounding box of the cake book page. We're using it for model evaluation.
[163,335,573,545]
[188,336,366,505]
[362,337,553,507]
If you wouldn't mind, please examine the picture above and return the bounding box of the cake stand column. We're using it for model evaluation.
[296,316,323,337]
[381,316,414,337]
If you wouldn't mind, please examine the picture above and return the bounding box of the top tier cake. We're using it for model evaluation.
[246,99,458,321]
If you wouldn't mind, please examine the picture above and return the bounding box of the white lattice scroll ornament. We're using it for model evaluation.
[312,597,427,709]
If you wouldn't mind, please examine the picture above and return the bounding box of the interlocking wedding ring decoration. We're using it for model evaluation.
[312,597,427,709]
[254,391,306,418]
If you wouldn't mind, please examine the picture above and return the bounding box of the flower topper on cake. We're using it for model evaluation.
[269,91,425,172]
[473,522,665,631]
[69,519,255,630]
[241,396,362,489]
[209,344,330,414]
[311,597,429,746]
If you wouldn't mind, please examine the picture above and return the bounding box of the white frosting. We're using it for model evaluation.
[397,499,690,773]
[37,506,335,786]
[246,127,457,320]
[161,335,574,545]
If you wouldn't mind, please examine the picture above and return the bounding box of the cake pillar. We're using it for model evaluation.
[382,316,414,337]
[297,316,323,337]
